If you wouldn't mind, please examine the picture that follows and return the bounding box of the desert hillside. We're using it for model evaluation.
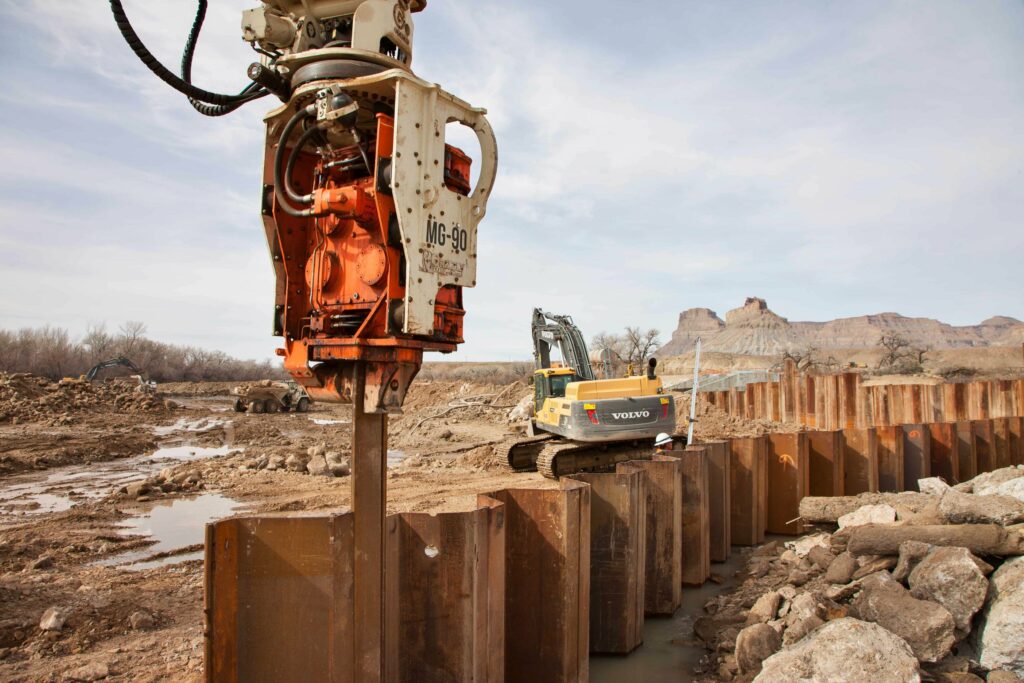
[658,297,1024,357]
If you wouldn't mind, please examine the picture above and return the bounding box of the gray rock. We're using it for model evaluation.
[908,547,988,632]
[919,477,952,495]
[326,452,351,477]
[31,555,54,570]
[969,467,1024,497]
[996,478,1024,503]
[788,569,811,586]
[852,571,956,663]
[305,455,331,477]
[735,623,781,675]
[893,540,933,582]
[39,607,66,632]
[852,555,897,580]
[939,489,1024,526]
[782,614,824,646]
[747,591,781,624]
[754,618,920,683]
[124,482,150,498]
[824,552,857,584]
[807,545,835,570]
[66,662,109,681]
[253,455,269,470]
[975,555,1024,676]
[838,503,897,529]
[285,454,307,472]
[128,611,154,630]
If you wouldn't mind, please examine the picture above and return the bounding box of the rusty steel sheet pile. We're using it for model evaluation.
[617,456,683,617]
[566,471,646,655]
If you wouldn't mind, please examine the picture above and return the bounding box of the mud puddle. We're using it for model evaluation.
[0,445,241,526]
[153,416,232,436]
[590,548,748,682]
[98,493,244,570]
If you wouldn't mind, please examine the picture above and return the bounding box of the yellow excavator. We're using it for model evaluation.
[501,309,678,478]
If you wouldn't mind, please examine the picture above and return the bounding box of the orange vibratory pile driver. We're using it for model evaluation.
[109,0,497,414]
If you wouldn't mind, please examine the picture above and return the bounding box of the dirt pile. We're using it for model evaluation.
[695,466,1024,681]
[677,392,803,440]
[0,373,169,425]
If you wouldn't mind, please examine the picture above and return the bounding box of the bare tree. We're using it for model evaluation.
[623,327,661,366]
[591,332,625,357]
[877,334,924,374]
[118,321,148,354]
[83,322,114,362]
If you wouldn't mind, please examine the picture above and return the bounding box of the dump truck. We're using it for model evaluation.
[501,309,678,478]
[232,380,311,414]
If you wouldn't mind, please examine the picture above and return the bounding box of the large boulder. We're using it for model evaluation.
[908,547,988,633]
[967,467,1024,496]
[851,572,956,663]
[975,556,1024,676]
[753,618,920,682]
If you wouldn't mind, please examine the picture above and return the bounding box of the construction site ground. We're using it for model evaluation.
[0,374,800,682]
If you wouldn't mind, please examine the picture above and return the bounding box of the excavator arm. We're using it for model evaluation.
[531,308,596,381]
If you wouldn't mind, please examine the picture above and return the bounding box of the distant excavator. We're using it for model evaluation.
[500,309,678,478]
[83,357,145,382]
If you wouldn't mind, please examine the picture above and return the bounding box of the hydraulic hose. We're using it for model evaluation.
[285,124,324,204]
[109,0,264,107]
[274,106,318,217]
[178,0,268,116]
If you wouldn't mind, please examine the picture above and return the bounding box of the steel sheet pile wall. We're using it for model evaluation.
[701,440,732,562]
[385,507,504,682]
[901,424,931,490]
[765,433,810,535]
[482,482,591,682]
[807,430,843,498]
[206,408,1024,682]
[618,457,683,616]
[876,426,905,493]
[681,445,711,585]
[704,362,1024,429]
[730,437,766,546]
[205,514,356,683]
[567,471,646,654]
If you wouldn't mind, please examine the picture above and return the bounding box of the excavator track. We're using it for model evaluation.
[499,433,557,472]
[534,440,657,479]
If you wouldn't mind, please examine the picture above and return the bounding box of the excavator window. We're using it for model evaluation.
[547,374,576,398]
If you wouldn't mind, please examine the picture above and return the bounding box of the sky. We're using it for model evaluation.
[0,0,1021,362]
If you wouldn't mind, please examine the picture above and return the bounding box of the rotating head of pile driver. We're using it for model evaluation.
[109,0,497,415]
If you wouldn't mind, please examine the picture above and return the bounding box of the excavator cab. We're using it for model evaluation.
[533,367,579,413]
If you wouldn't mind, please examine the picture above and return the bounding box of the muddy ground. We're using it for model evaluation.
[0,375,785,682]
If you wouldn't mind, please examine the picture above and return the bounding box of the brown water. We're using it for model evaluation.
[0,444,240,526]
[98,493,244,570]
[590,549,749,682]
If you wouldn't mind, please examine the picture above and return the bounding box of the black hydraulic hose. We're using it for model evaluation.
[285,124,324,204]
[178,0,269,116]
[109,0,263,106]
[274,106,318,217]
